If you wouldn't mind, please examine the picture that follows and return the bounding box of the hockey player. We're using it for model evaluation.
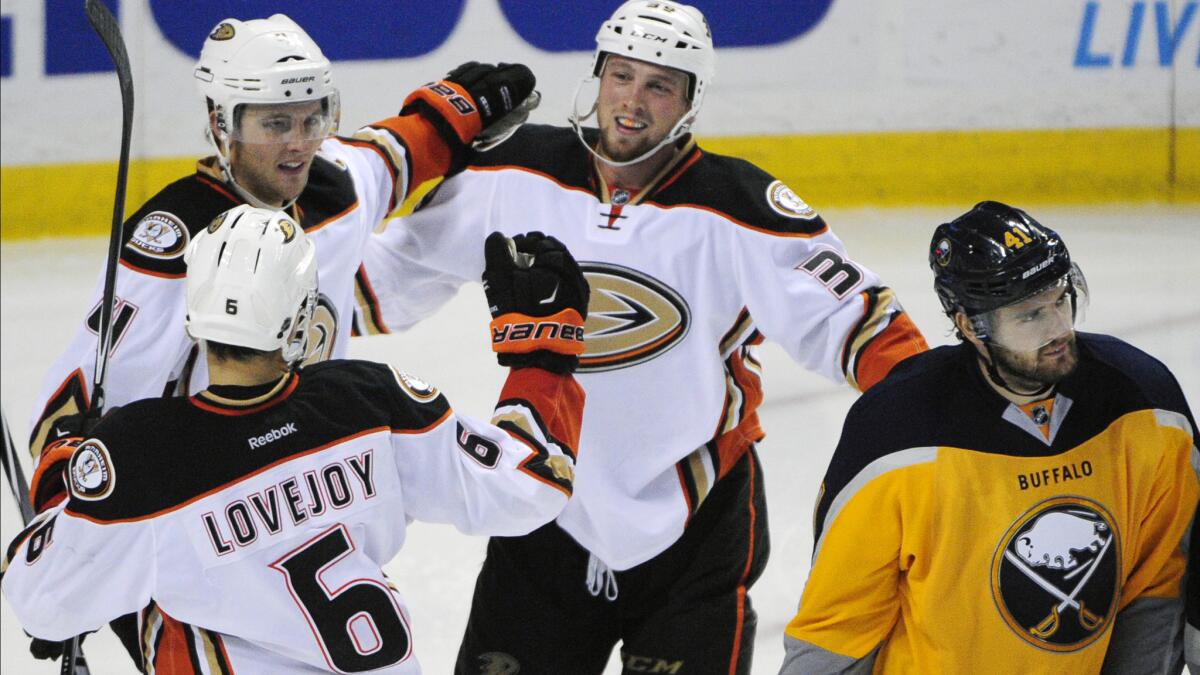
[358,2,928,671]
[3,205,588,674]
[781,201,1198,673]
[28,14,537,507]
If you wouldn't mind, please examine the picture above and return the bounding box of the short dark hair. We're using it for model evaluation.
[206,340,273,363]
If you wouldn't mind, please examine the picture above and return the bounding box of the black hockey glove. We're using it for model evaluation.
[483,231,589,374]
[29,632,86,661]
[400,62,537,165]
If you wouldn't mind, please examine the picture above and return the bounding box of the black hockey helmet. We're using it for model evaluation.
[929,201,1073,317]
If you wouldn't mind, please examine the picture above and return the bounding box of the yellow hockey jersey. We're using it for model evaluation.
[783,333,1198,674]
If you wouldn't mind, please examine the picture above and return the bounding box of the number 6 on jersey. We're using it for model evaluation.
[270,524,412,672]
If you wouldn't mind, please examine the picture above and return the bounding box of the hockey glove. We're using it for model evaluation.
[401,62,536,161]
[29,632,86,661]
[29,410,99,513]
[483,231,589,374]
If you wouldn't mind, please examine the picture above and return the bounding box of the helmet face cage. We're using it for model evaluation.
[195,16,339,151]
[184,205,318,363]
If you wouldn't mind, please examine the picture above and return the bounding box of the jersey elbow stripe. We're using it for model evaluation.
[718,308,756,358]
[1154,409,1200,478]
[30,368,90,460]
[676,440,720,520]
[813,446,938,561]
[499,420,574,497]
[343,130,405,212]
[353,264,390,335]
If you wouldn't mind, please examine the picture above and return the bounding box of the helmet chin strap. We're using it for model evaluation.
[978,343,1053,400]
[568,77,696,169]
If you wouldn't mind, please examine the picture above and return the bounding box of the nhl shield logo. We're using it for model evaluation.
[991,497,1120,651]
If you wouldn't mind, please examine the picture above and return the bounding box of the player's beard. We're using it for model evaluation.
[989,333,1080,392]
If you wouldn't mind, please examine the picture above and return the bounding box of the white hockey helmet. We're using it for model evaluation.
[194,15,339,202]
[571,0,715,167]
[185,205,318,365]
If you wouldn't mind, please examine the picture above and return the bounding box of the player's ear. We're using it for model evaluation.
[955,311,984,348]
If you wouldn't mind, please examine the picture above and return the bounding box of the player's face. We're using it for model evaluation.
[987,330,1079,391]
[596,56,690,163]
[227,101,326,206]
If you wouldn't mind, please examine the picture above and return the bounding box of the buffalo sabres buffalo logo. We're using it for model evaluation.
[991,497,1119,651]
[933,238,952,267]
[578,262,690,373]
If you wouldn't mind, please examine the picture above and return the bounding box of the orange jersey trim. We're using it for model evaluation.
[369,114,454,192]
[854,310,928,392]
[498,368,585,454]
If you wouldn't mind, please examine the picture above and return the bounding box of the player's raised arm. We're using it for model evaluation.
[387,231,587,534]
[336,61,538,228]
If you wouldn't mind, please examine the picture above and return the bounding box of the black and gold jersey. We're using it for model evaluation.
[783,332,1198,673]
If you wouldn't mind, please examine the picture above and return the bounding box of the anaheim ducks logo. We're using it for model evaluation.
[578,262,690,373]
[126,211,189,259]
[299,293,338,367]
[207,210,229,234]
[991,496,1120,651]
[68,439,115,501]
[209,23,235,41]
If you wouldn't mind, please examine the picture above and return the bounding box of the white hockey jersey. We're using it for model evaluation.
[4,360,583,673]
[360,125,928,569]
[28,111,456,467]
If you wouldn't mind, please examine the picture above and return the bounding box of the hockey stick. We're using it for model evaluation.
[1,409,92,674]
[44,3,133,672]
[85,0,134,417]
[0,407,34,524]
